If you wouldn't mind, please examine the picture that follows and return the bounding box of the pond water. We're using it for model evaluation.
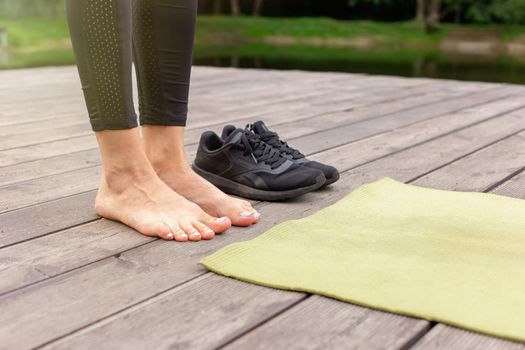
[2,42,525,85]
[192,43,525,85]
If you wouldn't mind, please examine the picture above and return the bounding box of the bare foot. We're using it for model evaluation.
[143,125,260,226]
[157,164,259,226]
[95,167,231,241]
[94,128,231,242]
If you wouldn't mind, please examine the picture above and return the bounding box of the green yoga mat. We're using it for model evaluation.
[201,178,525,342]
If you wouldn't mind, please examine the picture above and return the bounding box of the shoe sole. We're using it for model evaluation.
[192,164,327,201]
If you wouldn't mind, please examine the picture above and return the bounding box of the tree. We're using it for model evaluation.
[230,0,240,15]
[213,0,222,15]
[466,0,525,24]
[347,0,525,26]
[490,0,525,24]
[425,0,441,32]
[349,0,441,32]
[416,0,426,21]
[252,0,264,16]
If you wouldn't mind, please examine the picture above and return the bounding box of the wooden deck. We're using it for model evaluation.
[1,65,525,350]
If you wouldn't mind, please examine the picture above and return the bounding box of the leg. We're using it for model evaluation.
[133,0,259,225]
[65,0,231,241]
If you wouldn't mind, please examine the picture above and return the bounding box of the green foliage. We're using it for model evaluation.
[485,0,525,24]
[459,0,525,24]
[0,18,69,47]
[196,16,448,43]
[348,0,525,24]
[0,0,65,19]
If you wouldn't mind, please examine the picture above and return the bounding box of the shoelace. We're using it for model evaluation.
[258,130,304,159]
[237,130,286,168]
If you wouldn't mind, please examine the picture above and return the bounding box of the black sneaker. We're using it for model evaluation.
[193,128,326,201]
[225,121,340,186]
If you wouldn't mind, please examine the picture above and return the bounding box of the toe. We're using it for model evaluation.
[253,210,261,223]
[136,222,173,240]
[170,226,189,242]
[181,223,202,241]
[204,215,232,233]
[230,210,259,226]
[158,225,174,240]
[193,221,215,240]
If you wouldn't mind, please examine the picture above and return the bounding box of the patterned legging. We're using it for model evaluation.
[65,0,197,131]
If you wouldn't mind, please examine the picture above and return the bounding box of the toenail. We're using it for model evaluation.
[166,232,174,239]
[206,228,214,233]
[181,232,188,238]
[192,232,201,237]
[216,216,228,222]
[240,211,255,217]
[254,211,260,218]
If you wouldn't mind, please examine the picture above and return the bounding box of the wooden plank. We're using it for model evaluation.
[0,123,91,150]
[0,67,317,125]
[0,191,98,249]
[1,69,492,154]
[0,134,97,168]
[0,103,85,126]
[0,81,490,186]
[2,79,462,182]
[185,80,485,143]
[273,93,525,151]
[42,274,305,350]
[411,324,525,350]
[335,115,524,187]
[1,100,523,349]
[292,86,523,155]
[0,166,100,213]
[224,296,430,350]
[0,66,254,122]
[0,118,87,138]
[0,83,438,166]
[1,81,514,186]
[0,219,153,295]
[0,67,495,129]
[0,73,394,152]
[0,149,100,187]
[307,104,525,173]
[492,170,525,199]
[413,131,525,191]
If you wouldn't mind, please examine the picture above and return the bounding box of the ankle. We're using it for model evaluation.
[95,128,158,193]
[105,161,155,181]
[142,125,190,174]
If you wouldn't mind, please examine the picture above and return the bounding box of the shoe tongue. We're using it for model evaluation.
[223,127,245,145]
[252,120,272,136]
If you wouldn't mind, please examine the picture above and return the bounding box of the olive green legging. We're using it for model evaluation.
[65,0,197,131]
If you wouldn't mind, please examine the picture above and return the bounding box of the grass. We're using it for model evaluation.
[2,15,525,48]
[196,16,448,43]
[0,16,524,70]
[0,18,69,47]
